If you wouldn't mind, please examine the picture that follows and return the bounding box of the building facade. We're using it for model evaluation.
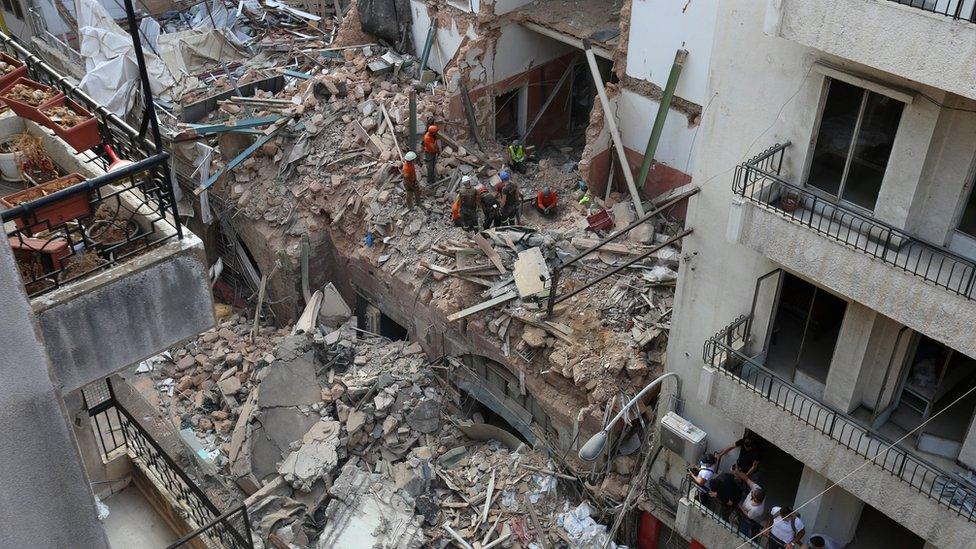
[657,0,976,547]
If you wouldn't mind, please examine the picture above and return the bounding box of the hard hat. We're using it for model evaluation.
[499,171,510,181]
[512,139,520,146]
[476,184,487,193]
[543,186,552,195]
[404,151,417,161]
[428,125,439,133]
[461,175,472,185]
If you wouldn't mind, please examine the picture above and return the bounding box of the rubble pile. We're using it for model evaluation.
[140,315,630,548]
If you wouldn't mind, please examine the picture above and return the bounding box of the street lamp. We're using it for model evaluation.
[578,372,679,461]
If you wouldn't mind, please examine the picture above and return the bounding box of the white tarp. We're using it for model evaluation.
[76,0,175,116]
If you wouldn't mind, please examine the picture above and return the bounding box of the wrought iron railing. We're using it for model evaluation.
[84,380,253,549]
[889,0,976,22]
[0,3,182,298]
[734,142,976,299]
[678,476,762,548]
[703,314,976,522]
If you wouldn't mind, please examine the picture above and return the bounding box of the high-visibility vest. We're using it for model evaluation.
[508,144,526,163]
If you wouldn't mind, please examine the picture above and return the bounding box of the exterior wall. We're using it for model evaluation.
[674,497,755,549]
[626,0,716,106]
[700,363,974,548]
[730,198,976,360]
[0,238,109,549]
[770,0,976,101]
[33,236,215,393]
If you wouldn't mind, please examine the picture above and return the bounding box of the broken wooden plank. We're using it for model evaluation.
[473,233,507,274]
[482,469,495,524]
[352,120,385,155]
[447,291,518,322]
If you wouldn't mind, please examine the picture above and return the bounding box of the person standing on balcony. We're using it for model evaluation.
[706,471,744,521]
[765,506,805,549]
[804,534,842,549]
[716,435,762,480]
[733,468,765,538]
[687,453,718,503]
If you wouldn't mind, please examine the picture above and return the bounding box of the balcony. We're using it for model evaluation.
[82,379,253,548]
[0,33,214,392]
[768,0,976,100]
[697,315,976,547]
[727,142,976,360]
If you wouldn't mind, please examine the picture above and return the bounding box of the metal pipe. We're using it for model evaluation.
[552,229,691,308]
[122,0,164,155]
[636,49,687,193]
[579,372,680,461]
[417,21,437,79]
[408,87,417,152]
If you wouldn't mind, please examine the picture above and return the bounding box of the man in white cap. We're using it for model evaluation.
[765,506,805,549]
[401,151,420,208]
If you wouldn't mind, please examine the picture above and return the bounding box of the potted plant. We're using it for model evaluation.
[0,134,24,181]
[0,52,27,91]
[0,172,89,233]
[40,98,101,153]
[779,190,801,213]
[0,77,64,123]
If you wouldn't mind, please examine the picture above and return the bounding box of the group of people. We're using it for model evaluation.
[688,437,842,549]
[397,124,558,230]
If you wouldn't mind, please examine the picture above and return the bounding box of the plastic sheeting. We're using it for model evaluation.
[75,0,175,116]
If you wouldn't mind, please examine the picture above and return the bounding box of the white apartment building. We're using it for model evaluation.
[655,0,976,548]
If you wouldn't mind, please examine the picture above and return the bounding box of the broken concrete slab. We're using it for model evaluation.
[277,420,341,492]
[319,282,352,328]
[257,351,321,408]
[316,464,424,549]
[513,247,550,298]
[250,407,320,482]
[406,398,441,433]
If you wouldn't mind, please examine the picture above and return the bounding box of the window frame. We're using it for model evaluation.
[802,76,906,214]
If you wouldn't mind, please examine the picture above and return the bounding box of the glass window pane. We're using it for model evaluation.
[842,92,904,210]
[808,80,864,197]
[957,185,976,237]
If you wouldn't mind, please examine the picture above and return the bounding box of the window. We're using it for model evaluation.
[957,182,976,238]
[807,78,904,211]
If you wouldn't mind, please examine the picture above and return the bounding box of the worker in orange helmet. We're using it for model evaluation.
[422,124,440,184]
[401,151,420,208]
[535,186,558,217]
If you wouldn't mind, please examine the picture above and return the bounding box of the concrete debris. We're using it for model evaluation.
[277,420,341,492]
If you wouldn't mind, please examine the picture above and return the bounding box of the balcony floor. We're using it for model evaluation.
[102,485,178,548]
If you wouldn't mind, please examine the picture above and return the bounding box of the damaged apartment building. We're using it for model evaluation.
[3,0,976,547]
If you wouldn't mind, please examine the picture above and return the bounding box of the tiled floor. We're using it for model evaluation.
[102,486,178,549]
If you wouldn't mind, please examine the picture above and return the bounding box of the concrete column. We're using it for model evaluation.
[0,238,109,548]
[874,94,941,229]
[793,466,863,545]
[957,415,976,470]
[823,302,876,413]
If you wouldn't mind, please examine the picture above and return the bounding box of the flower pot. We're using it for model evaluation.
[0,53,27,92]
[0,172,89,233]
[779,192,800,213]
[40,98,102,153]
[0,137,22,181]
[0,77,64,123]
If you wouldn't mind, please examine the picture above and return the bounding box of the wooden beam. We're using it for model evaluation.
[583,40,644,217]
[522,21,613,59]
[447,291,518,321]
[523,60,575,141]
[459,80,487,152]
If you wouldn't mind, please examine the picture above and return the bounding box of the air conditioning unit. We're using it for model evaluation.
[660,411,706,463]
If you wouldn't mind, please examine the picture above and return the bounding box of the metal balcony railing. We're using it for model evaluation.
[678,476,762,548]
[733,142,976,299]
[703,314,976,522]
[0,0,182,298]
[84,379,253,549]
[889,0,976,23]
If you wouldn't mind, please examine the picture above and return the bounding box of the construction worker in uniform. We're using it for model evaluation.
[401,151,420,208]
[496,171,521,225]
[478,184,500,229]
[423,125,440,184]
[507,138,527,173]
[456,176,479,231]
[535,186,558,217]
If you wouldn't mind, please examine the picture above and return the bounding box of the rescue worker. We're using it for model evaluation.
[478,184,501,229]
[401,151,420,208]
[507,139,527,173]
[423,125,440,184]
[456,176,479,231]
[535,186,557,217]
[496,171,521,225]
